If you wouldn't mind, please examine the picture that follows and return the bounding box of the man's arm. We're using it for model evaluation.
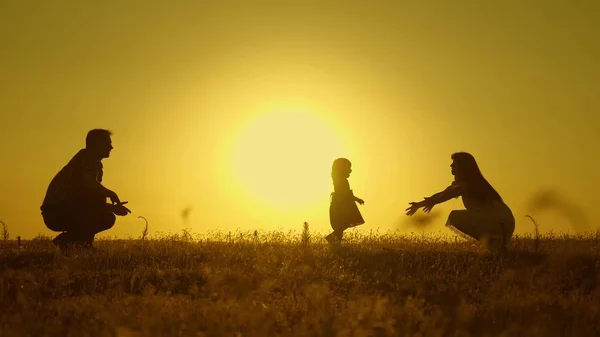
[78,153,120,203]
[82,172,119,203]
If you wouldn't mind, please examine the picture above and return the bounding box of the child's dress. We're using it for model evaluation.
[329,176,364,232]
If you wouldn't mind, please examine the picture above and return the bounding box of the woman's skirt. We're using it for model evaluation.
[446,202,515,251]
[329,193,364,232]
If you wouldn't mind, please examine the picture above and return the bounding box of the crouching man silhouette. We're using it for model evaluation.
[40,129,131,251]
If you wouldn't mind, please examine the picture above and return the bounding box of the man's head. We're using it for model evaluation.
[86,129,113,159]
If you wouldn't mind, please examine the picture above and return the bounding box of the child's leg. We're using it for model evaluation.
[326,229,344,244]
[335,229,344,242]
[325,231,336,244]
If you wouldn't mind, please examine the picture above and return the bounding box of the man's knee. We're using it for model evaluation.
[102,212,116,230]
[87,208,116,232]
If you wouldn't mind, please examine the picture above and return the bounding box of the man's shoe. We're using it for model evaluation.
[52,232,68,252]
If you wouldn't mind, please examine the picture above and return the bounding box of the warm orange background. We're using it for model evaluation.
[1,2,599,238]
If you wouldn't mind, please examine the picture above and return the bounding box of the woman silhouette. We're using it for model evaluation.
[406,152,515,251]
[326,158,365,244]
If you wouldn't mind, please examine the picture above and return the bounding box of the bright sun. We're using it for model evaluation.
[231,110,345,208]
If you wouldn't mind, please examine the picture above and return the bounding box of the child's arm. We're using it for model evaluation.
[336,178,365,205]
[350,190,365,205]
[354,195,365,205]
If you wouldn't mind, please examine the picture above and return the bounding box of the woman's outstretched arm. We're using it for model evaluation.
[406,183,461,215]
[426,184,461,205]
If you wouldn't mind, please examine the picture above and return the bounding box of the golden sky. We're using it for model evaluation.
[1,1,599,239]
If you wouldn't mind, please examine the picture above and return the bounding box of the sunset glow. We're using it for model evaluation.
[230,110,344,209]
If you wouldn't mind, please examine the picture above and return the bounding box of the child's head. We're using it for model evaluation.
[332,158,352,179]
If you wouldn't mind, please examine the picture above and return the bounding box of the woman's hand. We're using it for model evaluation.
[405,201,423,216]
[406,197,436,215]
[422,197,436,213]
[355,198,365,205]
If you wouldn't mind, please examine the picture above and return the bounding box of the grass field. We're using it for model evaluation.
[1,230,599,336]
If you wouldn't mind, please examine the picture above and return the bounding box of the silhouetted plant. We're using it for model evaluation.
[138,216,149,240]
[526,215,540,251]
[302,222,311,245]
[181,228,193,241]
[0,220,9,241]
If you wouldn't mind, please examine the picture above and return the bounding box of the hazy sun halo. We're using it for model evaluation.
[231,110,345,208]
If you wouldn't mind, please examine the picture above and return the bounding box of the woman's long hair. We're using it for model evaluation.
[451,152,503,204]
